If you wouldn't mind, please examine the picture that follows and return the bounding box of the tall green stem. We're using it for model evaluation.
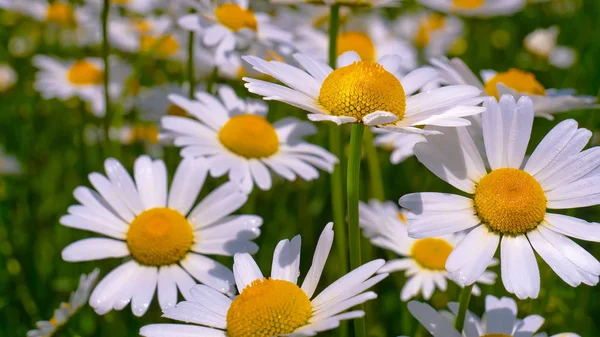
[101,0,112,149]
[362,128,385,200]
[454,284,474,332]
[187,31,196,99]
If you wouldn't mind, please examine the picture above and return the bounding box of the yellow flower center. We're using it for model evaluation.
[126,208,194,266]
[452,0,485,9]
[167,104,189,117]
[227,278,312,337]
[474,168,546,235]
[411,238,453,270]
[132,19,152,33]
[67,61,104,86]
[484,69,546,99]
[130,125,159,144]
[219,114,279,158]
[415,13,446,48]
[318,61,406,121]
[337,32,376,61]
[140,35,180,58]
[214,3,257,32]
[46,3,75,27]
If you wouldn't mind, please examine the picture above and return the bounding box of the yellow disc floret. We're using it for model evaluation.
[227,278,312,337]
[46,3,76,27]
[215,3,257,32]
[452,0,485,9]
[484,69,546,99]
[411,238,453,270]
[219,114,279,158]
[140,35,180,58]
[474,168,546,235]
[126,208,194,266]
[337,32,376,61]
[318,61,406,121]
[67,60,104,86]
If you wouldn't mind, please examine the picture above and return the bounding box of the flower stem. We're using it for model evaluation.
[101,0,112,151]
[187,31,195,99]
[362,128,385,200]
[454,284,474,332]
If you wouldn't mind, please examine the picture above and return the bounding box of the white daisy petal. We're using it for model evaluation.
[301,223,334,298]
[163,301,227,329]
[271,235,302,284]
[482,97,505,170]
[189,284,232,317]
[537,226,600,277]
[543,213,600,242]
[131,267,158,317]
[363,111,398,125]
[89,260,138,315]
[61,238,129,262]
[506,96,534,169]
[248,159,272,190]
[104,158,144,215]
[140,324,226,337]
[401,67,439,96]
[446,225,499,286]
[407,301,462,337]
[484,296,517,335]
[157,266,178,310]
[180,254,235,295]
[400,192,473,212]
[336,51,361,67]
[88,172,135,222]
[407,209,480,238]
[524,119,578,175]
[60,214,126,239]
[168,158,208,215]
[500,235,540,299]
[233,253,263,293]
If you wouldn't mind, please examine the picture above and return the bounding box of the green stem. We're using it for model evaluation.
[187,31,196,99]
[328,5,340,68]
[347,123,365,337]
[454,284,474,332]
[206,67,218,94]
[362,128,385,200]
[101,0,111,149]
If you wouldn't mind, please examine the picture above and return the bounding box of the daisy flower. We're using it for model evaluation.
[136,84,191,121]
[270,0,400,7]
[107,0,159,14]
[418,0,526,17]
[243,51,484,131]
[61,155,263,316]
[27,269,100,337]
[431,57,598,119]
[359,199,496,301]
[161,85,338,193]
[524,26,576,69]
[395,11,463,58]
[401,95,600,299]
[32,55,130,117]
[140,223,388,337]
[0,63,17,92]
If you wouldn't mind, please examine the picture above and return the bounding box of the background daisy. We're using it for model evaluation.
[418,0,526,17]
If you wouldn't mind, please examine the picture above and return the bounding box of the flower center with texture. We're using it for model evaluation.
[126,208,194,266]
[318,61,406,121]
[337,32,376,61]
[474,168,546,235]
[452,0,485,9]
[226,278,312,337]
[411,238,453,270]
[484,69,546,99]
[215,3,257,32]
[219,114,279,158]
[140,35,179,58]
[46,3,75,27]
[415,13,446,48]
[67,61,104,86]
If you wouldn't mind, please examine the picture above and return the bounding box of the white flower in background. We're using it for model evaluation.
[108,0,159,14]
[32,55,130,117]
[402,95,600,299]
[0,63,17,92]
[270,0,400,7]
[431,57,598,119]
[27,269,100,337]
[162,85,338,193]
[244,51,484,131]
[372,129,426,164]
[524,26,577,69]
[140,223,388,337]
[0,147,21,175]
[61,156,263,316]
[359,200,496,301]
[217,42,293,81]
[178,0,293,65]
[395,11,463,58]
[136,84,191,121]
[418,0,526,17]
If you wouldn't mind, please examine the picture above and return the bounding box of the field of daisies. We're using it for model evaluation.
[2,0,600,336]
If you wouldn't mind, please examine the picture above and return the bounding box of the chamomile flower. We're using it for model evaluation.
[431,57,598,119]
[0,63,17,92]
[61,156,263,316]
[162,85,338,193]
[359,200,496,301]
[107,0,159,14]
[524,26,576,69]
[418,0,526,17]
[244,51,484,130]
[270,0,400,7]
[27,269,100,337]
[395,11,463,58]
[401,95,600,299]
[140,223,388,337]
[136,84,190,121]
[32,55,130,116]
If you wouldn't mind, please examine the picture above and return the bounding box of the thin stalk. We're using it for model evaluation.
[347,123,365,337]
[454,284,474,332]
[362,128,385,200]
[187,31,196,99]
[101,0,112,150]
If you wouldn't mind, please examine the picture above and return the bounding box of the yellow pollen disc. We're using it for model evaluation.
[67,61,104,86]
[167,104,189,117]
[227,278,312,337]
[452,0,485,9]
[318,61,406,121]
[219,114,279,158]
[126,208,194,266]
[337,32,376,61]
[46,3,75,27]
[415,13,446,48]
[214,3,257,32]
[411,238,453,270]
[131,125,159,144]
[474,168,546,235]
[49,317,59,325]
[140,35,180,58]
[484,68,546,99]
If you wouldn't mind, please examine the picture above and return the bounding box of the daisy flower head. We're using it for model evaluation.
[401,94,600,299]
[418,0,526,17]
[524,26,576,69]
[27,269,100,337]
[107,0,159,14]
[270,0,401,8]
[243,51,484,131]
[140,223,388,337]
[61,155,263,316]
[395,11,463,58]
[359,200,496,301]
[162,85,338,193]
[431,57,599,119]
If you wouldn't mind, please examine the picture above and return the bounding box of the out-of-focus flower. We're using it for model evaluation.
[524,26,576,69]
[108,0,159,14]
[162,85,338,193]
[395,12,463,58]
[61,156,263,316]
[402,95,600,299]
[271,0,400,7]
[218,41,293,81]
[27,269,100,337]
[418,0,526,17]
[0,147,21,175]
[431,57,598,119]
[359,200,496,301]
[136,84,190,121]
[0,63,17,92]
[140,223,388,337]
